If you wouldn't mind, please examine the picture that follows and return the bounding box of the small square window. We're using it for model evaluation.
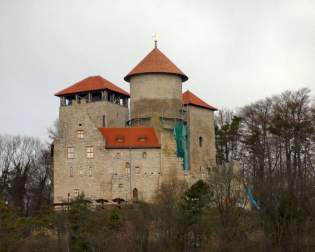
[86,146,94,159]
[67,147,75,159]
[119,183,124,188]
[77,130,84,139]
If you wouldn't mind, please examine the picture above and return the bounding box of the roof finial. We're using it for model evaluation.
[152,33,158,48]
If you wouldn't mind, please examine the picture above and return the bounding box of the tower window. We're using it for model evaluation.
[89,166,92,177]
[67,147,75,159]
[86,147,94,159]
[199,137,203,147]
[142,152,147,159]
[77,130,84,139]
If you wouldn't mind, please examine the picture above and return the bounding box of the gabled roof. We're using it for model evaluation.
[55,75,130,97]
[98,127,160,149]
[124,48,188,82]
[182,91,217,111]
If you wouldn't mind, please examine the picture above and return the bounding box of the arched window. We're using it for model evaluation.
[199,136,203,147]
[133,188,138,200]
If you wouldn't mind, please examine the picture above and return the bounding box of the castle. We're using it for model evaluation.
[53,45,217,204]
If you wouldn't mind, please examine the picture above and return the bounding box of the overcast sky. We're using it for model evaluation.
[0,0,314,140]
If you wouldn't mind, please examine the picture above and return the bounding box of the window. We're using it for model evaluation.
[70,167,73,177]
[77,130,84,139]
[118,183,124,188]
[67,147,75,159]
[142,152,147,159]
[115,136,125,143]
[125,162,130,174]
[116,153,121,159]
[74,189,79,197]
[102,115,106,127]
[79,168,84,176]
[135,166,141,174]
[138,136,147,142]
[199,136,203,147]
[86,147,94,159]
[133,188,138,200]
[88,166,92,177]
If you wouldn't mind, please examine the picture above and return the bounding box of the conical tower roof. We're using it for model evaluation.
[182,90,217,111]
[124,48,188,82]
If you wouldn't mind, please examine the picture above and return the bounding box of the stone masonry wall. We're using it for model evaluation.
[186,105,216,177]
[130,74,182,120]
[54,99,162,203]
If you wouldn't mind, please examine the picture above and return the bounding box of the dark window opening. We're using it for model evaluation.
[77,94,88,103]
[133,188,138,200]
[199,136,203,147]
[102,115,106,127]
[91,92,102,102]
[65,96,75,106]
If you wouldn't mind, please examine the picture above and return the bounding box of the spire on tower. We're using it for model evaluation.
[152,33,158,48]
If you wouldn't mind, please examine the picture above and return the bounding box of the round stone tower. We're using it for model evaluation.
[124,47,188,128]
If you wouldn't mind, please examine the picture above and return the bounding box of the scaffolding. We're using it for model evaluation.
[173,122,189,170]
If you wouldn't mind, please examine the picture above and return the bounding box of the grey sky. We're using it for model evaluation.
[0,0,314,140]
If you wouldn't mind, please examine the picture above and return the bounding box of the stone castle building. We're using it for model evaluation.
[53,46,217,204]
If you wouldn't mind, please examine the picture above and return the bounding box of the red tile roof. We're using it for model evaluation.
[182,91,217,111]
[98,127,160,149]
[124,48,188,82]
[55,75,130,97]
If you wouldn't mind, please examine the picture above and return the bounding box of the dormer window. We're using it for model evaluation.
[115,136,125,143]
[77,130,84,139]
[138,136,147,143]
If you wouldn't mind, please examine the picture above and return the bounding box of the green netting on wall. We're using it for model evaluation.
[173,122,189,170]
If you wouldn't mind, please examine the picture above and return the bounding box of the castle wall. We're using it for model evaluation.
[130,74,182,120]
[54,103,109,203]
[186,105,216,174]
[59,99,128,134]
[54,100,162,203]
